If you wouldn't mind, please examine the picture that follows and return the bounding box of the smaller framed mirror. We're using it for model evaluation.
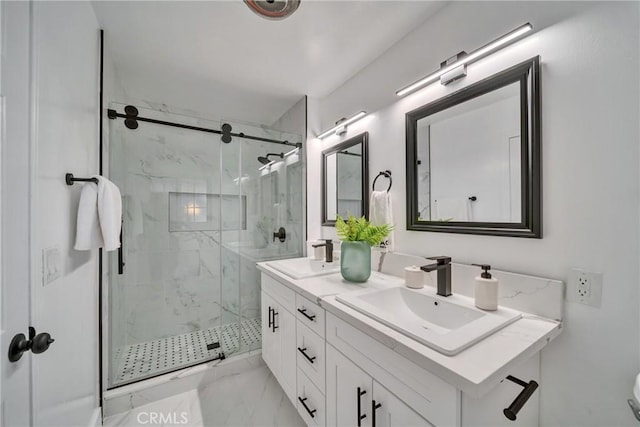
[322,132,369,225]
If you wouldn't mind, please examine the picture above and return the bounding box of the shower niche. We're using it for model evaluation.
[107,103,304,387]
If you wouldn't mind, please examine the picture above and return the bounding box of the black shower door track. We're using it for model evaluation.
[107,107,302,148]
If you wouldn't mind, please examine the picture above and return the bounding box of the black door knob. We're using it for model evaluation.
[31,333,55,354]
[8,329,55,362]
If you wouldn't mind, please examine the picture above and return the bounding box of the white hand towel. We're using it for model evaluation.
[74,176,122,252]
[97,176,123,251]
[74,182,103,250]
[369,190,394,251]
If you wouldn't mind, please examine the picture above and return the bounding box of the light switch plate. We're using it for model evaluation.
[43,246,61,285]
[567,268,603,307]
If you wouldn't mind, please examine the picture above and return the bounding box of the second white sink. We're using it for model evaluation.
[336,286,522,355]
[266,257,340,279]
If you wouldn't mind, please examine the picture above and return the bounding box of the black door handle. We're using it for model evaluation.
[268,306,273,329]
[297,307,316,321]
[372,400,382,427]
[297,347,316,364]
[298,397,317,418]
[357,387,367,426]
[8,327,55,362]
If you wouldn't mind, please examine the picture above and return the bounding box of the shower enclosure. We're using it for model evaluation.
[107,104,304,388]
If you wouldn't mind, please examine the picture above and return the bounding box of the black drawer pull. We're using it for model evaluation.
[298,397,317,418]
[357,387,367,426]
[272,310,279,332]
[297,307,316,321]
[297,347,316,364]
[268,306,273,329]
[372,400,382,427]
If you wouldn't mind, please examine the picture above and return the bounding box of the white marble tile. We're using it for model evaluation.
[104,389,204,427]
[104,356,303,427]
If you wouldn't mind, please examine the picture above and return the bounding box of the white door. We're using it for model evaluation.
[326,344,373,427]
[372,381,431,427]
[1,1,101,425]
[1,2,35,425]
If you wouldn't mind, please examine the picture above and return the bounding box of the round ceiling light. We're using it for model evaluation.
[244,0,301,20]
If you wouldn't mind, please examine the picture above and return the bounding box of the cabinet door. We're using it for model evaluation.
[261,291,279,376]
[373,381,431,427]
[327,344,373,427]
[278,304,297,403]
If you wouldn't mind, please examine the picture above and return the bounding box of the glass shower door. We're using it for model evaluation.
[108,105,225,387]
[220,121,304,355]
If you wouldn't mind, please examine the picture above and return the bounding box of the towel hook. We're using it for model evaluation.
[372,170,392,192]
[65,173,98,186]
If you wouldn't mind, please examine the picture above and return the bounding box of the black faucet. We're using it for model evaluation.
[420,256,452,297]
[312,239,333,263]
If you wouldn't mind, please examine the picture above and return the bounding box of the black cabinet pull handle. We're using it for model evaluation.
[297,347,316,364]
[268,306,273,329]
[372,400,382,427]
[298,397,317,418]
[297,307,316,321]
[272,310,279,332]
[357,387,367,426]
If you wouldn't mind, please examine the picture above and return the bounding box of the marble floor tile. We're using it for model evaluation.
[103,364,303,427]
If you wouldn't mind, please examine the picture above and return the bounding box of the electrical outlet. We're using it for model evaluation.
[567,268,603,307]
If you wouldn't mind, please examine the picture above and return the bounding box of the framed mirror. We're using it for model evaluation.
[406,56,541,237]
[322,132,369,225]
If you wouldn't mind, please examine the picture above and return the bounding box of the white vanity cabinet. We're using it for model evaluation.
[326,344,430,427]
[260,270,542,427]
[260,276,297,403]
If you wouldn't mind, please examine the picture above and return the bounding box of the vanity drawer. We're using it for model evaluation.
[296,294,325,338]
[297,369,326,427]
[261,273,296,314]
[297,322,326,393]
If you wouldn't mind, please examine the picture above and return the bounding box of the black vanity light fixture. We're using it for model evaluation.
[396,23,533,97]
[317,111,367,139]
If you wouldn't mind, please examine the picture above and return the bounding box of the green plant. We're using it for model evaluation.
[335,215,393,247]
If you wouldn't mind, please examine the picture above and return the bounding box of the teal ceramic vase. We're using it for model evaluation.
[340,241,371,283]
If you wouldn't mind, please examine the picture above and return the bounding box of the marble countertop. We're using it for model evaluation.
[257,260,562,398]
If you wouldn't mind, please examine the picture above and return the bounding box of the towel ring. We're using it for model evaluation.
[372,170,392,192]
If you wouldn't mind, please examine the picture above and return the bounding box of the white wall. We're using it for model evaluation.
[31,1,102,425]
[309,2,640,425]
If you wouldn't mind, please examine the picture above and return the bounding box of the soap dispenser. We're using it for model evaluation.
[473,264,498,311]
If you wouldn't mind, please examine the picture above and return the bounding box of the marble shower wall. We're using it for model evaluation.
[109,105,304,352]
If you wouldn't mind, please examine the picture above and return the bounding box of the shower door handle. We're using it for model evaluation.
[118,223,124,275]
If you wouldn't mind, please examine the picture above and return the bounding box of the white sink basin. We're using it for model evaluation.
[266,257,340,279]
[336,287,522,355]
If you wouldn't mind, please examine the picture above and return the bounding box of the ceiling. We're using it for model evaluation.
[92,1,446,124]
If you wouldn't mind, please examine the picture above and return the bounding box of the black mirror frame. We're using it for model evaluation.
[321,132,369,226]
[406,56,541,238]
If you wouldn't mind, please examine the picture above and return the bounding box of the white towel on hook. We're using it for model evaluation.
[74,175,122,251]
[97,176,123,251]
[369,190,394,251]
[74,181,103,250]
